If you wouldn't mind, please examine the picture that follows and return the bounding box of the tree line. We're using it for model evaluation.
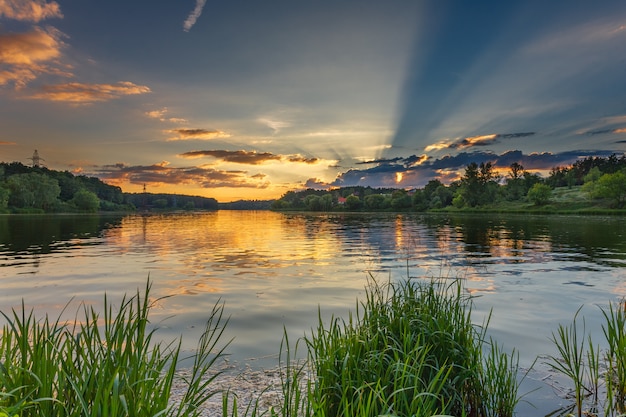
[0,162,217,213]
[271,154,626,211]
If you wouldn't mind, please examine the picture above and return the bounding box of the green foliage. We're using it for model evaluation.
[292,278,522,417]
[548,301,626,417]
[344,195,362,210]
[0,281,231,417]
[0,186,9,211]
[6,173,60,210]
[364,193,389,210]
[270,154,626,213]
[527,183,552,205]
[602,300,626,415]
[389,189,411,210]
[459,162,500,207]
[594,171,626,208]
[71,189,100,212]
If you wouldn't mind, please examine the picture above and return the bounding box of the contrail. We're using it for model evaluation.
[183,0,207,32]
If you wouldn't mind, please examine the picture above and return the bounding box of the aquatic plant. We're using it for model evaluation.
[276,277,523,417]
[0,281,231,417]
[547,300,626,417]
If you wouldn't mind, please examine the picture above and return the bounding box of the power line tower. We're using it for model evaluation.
[28,149,45,168]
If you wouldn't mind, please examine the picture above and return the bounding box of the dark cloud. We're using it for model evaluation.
[330,149,621,188]
[356,157,403,165]
[287,155,319,164]
[586,128,626,135]
[179,150,282,164]
[448,132,535,150]
[179,149,320,165]
[94,162,269,189]
[304,178,331,190]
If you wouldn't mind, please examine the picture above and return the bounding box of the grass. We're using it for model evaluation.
[276,277,524,417]
[545,300,626,417]
[17,276,626,417]
[0,280,231,417]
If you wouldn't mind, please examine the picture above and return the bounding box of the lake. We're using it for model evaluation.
[1,211,625,415]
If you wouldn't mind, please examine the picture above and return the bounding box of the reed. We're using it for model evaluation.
[0,281,230,417]
[0,277,525,417]
[277,277,522,417]
[601,300,626,415]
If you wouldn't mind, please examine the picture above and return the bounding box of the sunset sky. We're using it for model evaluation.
[1,0,625,202]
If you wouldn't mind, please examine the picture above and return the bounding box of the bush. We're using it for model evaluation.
[71,189,100,212]
[527,183,552,206]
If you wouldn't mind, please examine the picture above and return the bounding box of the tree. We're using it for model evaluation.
[0,186,9,211]
[390,189,412,210]
[305,194,323,211]
[527,183,552,206]
[594,171,626,208]
[71,189,100,212]
[7,172,60,210]
[345,195,362,210]
[459,162,499,207]
[505,162,525,200]
[365,193,388,210]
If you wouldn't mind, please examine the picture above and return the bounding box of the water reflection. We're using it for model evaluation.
[0,211,625,416]
[0,214,123,266]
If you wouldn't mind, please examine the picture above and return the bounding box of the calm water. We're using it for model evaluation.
[1,211,625,414]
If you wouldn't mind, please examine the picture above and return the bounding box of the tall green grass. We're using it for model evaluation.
[0,281,231,417]
[547,300,626,417]
[277,277,523,417]
[0,277,527,417]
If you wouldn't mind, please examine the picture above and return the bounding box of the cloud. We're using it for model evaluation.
[0,27,67,88]
[0,140,16,145]
[287,154,319,164]
[438,132,536,151]
[423,132,535,151]
[183,0,206,32]
[145,108,188,124]
[304,178,332,190]
[179,150,283,164]
[329,149,620,189]
[258,117,290,133]
[0,0,62,22]
[167,128,230,141]
[586,127,626,135]
[356,157,403,165]
[27,81,150,103]
[179,149,323,165]
[96,162,269,189]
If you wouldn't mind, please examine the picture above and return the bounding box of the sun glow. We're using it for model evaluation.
[395,172,403,183]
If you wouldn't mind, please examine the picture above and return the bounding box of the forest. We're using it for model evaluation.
[0,162,218,213]
[271,154,626,212]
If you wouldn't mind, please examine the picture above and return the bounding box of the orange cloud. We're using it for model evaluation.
[0,0,62,22]
[96,162,269,189]
[167,128,230,141]
[145,107,188,124]
[27,81,151,103]
[0,141,16,145]
[0,27,67,88]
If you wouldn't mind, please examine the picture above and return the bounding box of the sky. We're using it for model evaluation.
[1,0,625,202]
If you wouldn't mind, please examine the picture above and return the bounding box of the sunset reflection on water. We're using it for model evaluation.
[1,211,625,414]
